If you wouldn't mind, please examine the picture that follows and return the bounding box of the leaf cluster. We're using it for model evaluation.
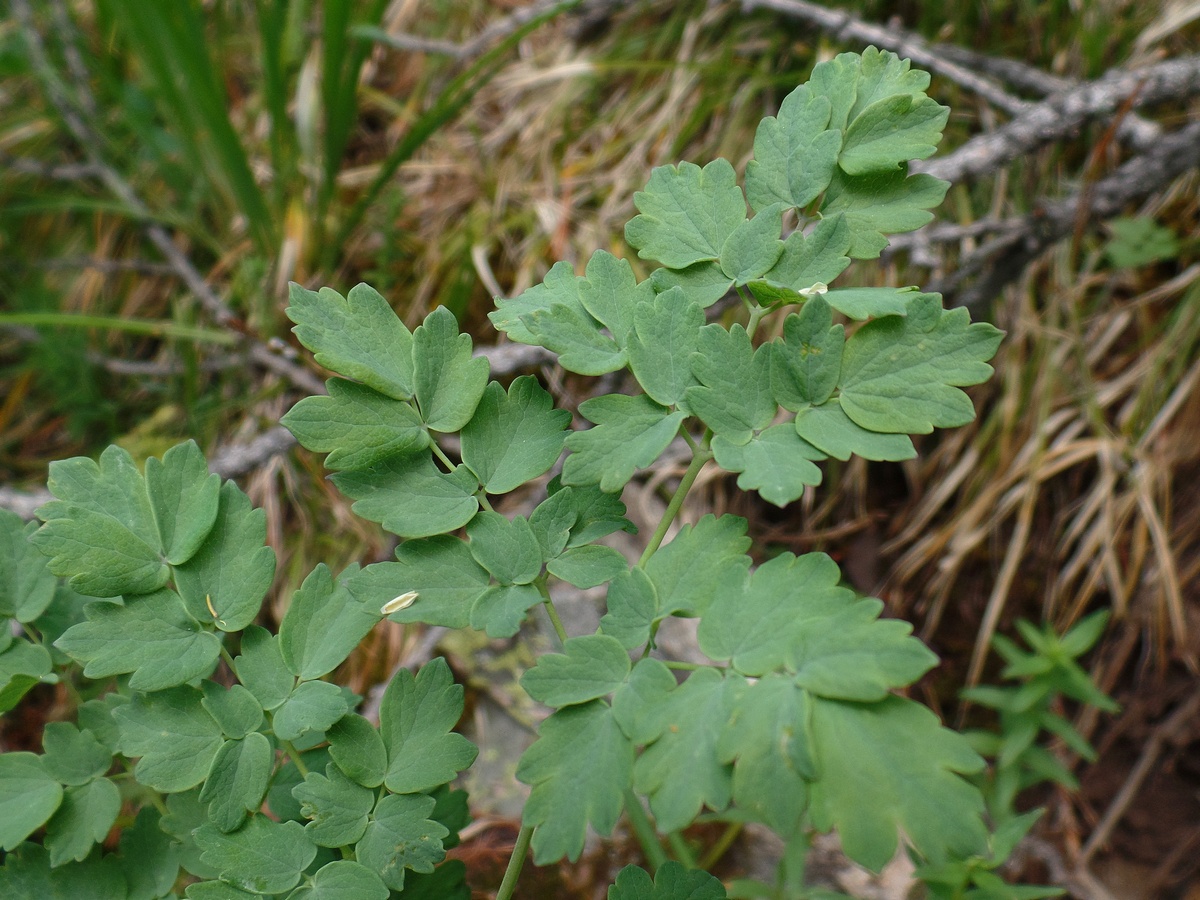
[0,47,1025,900]
[0,452,472,899]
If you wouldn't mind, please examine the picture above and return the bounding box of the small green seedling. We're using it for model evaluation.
[1,47,1026,899]
[914,612,1118,899]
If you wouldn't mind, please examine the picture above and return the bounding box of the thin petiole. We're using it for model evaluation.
[623,790,670,873]
[495,824,534,900]
[637,431,713,568]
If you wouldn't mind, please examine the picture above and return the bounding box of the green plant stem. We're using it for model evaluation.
[536,578,569,646]
[542,597,569,646]
[0,312,238,345]
[667,830,698,868]
[428,437,456,471]
[623,789,670,873]
[637,433,713,567]
[698,821,743,871]
[745,299,770,338]
[278,738,310,778]
[495,824,533,900]
[218,644,236,672]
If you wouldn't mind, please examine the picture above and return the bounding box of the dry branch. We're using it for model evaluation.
[932,118,1200,309]
[742,0,1162,149]
[917,55,1200,185]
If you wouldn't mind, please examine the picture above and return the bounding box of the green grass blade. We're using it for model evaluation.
[0,312,239,346]
[104,0,277,254]
[331,1,583,262]
[318,0,390,222]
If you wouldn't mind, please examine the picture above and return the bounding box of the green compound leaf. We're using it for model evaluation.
[40,721,112,786]
[557,482,637,547]
[0,753,63,850]
[347,536,489,630]
[412,305,490,433]
[292,763,374,847]
[848,46,933,121]
[54,590,221,691]
[546,544,628,589]
[33,445,167,597]
[469,583,552,638]
[331,456,479,539]
[115,686,224,792]
[281,378,428,470]
[234,626,294,712]
[186,881,258,899]
[684,324,775,444]
[0,510,56,621]
[839,94,949,176]
[822,167,949,259]
[379,658,477,794]
[839,293,1004,434]
[649,261,733,308]
[625,158,747,270]
[0,843,126,900]
[0,641,53,714]
[823,286,916,320]
[327,714,387,789]
[287,860,389,900]
[466,511,542,585]
[394,862,470,900]
[720,203,785,283]
[145,440,221,566]
[521,304,626,375]
[489,260,588,346]
[794,400,916,462]
[517,700,632,864]
[280,564,380,680]
[607,861,727,900]
[355,793,449,892]
[75,695,125,755]
[119,807,183,900]
[163,788,220,879]
[711,424,825,507]
[627,287,704,408]
[807,51,864,133]
[770,297,845,410]
[618,666,735,832]
[521,634,631,707]
[698,552,853,676]
[790,597,938,701]
[577,250,648,345]
[286,282,415,400]
[750,215,851,303]
[199,734,273,833]
[644,514,751,618]
[272,681,351,742]
[563,393,686,492]
[598,567,659,650]
[201,682,264,740]
[718,674,814,835]
[808,695,987,870]
[746,84,842,212]
[461,376,571,494]
[174,481,276,633]
[195,816,317,895]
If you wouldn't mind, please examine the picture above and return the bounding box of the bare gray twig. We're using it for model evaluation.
[742,0,1029,115]
[933,118,1200,310]
[742,0,1162,149]
[917,55,1200,186]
